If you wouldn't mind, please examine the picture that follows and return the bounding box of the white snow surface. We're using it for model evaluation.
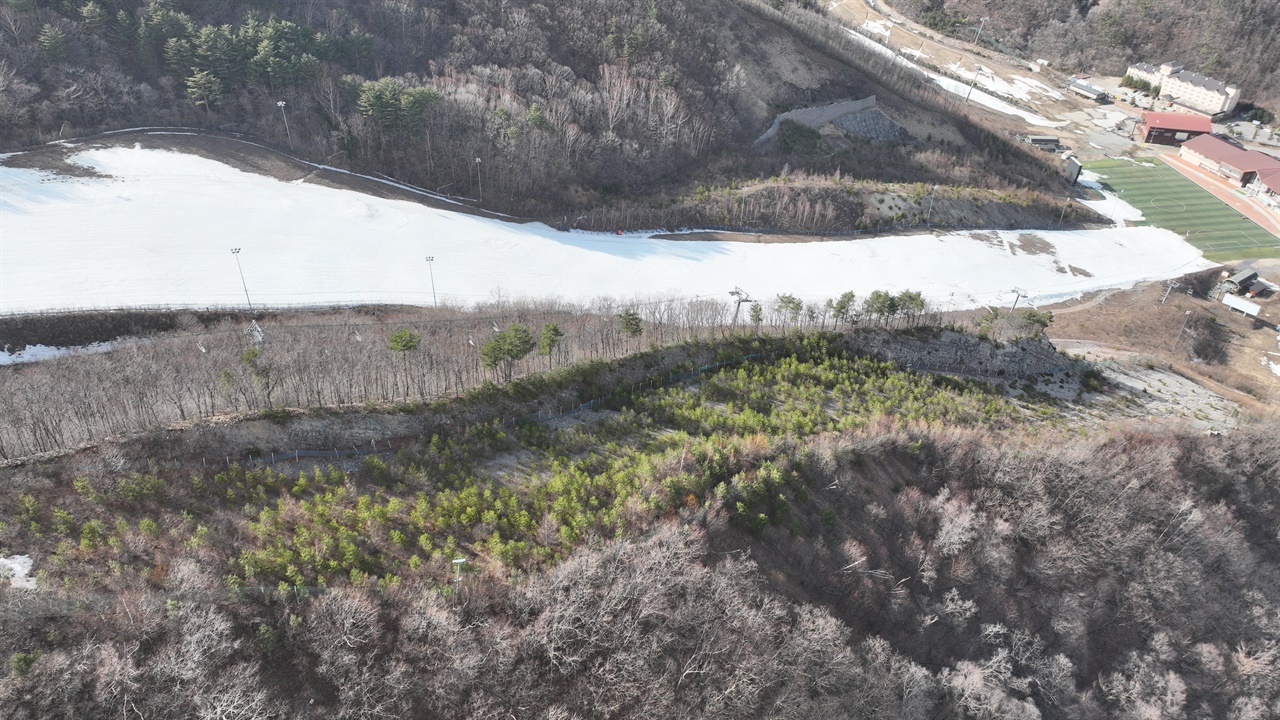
[943,63,1065,103]
[1076,169,1146,223]
[0,555,35,589]
[0,342,113,366]
[0,146,1214,312]
[862,19,892,36]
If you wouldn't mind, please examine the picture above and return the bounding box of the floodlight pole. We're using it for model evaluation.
[277,101,293,151]
[1171,310,1192,350]
[452,557,466,583]
[965,69,979,103]
[1058,198,1071,226]
[425,256,437,307]
[1011,287,1026,311]
[475,157,483,202]
[972,16,988,45]
[925,185,939,225]
[230,248,253,312]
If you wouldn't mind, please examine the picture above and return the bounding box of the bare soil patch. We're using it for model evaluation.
[1044,272,1280,407]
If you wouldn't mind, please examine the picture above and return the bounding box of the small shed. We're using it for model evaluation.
[1225,269,1259,293]
[1068,79,1107,102]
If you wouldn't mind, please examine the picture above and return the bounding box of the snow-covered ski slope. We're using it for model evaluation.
[0,145,1213,314]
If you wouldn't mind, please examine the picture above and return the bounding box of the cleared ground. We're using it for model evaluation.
[1085,158,1280,261]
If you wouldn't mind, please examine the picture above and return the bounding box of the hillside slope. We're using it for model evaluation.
[1,331,1278,717]
[892,0,1280,108]
[0,0,1069,227]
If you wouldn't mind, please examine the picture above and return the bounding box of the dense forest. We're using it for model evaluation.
[2,326,1279,718]
[0,0,1069,226]
[895,0,1280,109]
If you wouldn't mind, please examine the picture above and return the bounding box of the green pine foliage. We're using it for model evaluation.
[4,332,1044,593]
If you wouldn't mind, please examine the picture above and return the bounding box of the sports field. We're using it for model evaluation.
[1083,158,1280,261]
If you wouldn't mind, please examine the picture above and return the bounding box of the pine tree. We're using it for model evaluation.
[481,325,535,382]
[538,323,564,370]
[185,70,224,115]
[38,24,67,62]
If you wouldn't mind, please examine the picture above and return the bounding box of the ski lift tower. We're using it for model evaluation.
[729,287,754,333]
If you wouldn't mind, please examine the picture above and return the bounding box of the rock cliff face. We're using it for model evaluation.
[893,0,1280,108]
[843,328,1082,389]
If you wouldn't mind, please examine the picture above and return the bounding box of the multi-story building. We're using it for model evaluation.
[1124,61,1241,116]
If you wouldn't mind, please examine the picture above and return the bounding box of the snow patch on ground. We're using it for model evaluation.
[0,555,35,589]
[1089,110,1130,130]
[1076,169,1146,223]
[1263,357,1280,377]
[862,19,892,36]
[0,342,114,366]
[942,63,1065,103]
[0,146,1214,314]
[900,47,930,60]
[842,30,1067,127]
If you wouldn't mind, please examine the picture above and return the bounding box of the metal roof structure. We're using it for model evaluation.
[1181,134,1280,174]
[1141,111,1212,132]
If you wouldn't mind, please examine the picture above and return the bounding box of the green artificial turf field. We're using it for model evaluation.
[1083,157,1280,261]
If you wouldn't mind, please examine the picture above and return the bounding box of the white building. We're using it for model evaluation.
[1124,61,1241,116]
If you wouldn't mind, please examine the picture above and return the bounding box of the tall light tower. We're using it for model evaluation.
[425,256,437,307]
[1171,310,1192,350]
[972,16,989,45]
[475,157,483,201]
[925,185,939,225]
[277,100,293,150]
[965,65,982,103]
[230,248,253,312]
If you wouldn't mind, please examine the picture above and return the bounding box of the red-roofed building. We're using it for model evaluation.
[1179,134,1280,187]
[1137,111,1212,146]
[1253,168,1280,209]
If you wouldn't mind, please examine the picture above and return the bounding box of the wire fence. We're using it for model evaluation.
[555,220,1079,237]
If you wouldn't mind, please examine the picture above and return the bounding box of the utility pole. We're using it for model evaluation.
[1058,198,1071,226]
[277,101,293,151]
[962,17,990,104]
[1171,310,1192,351]
[972,16,989,46]
[475,157,483,202]
[965,67,980,103]
[925,185,939,225]
[452,557,467,583]
[1160,280,1180,304]
[230,248,253,312]
[425,256,437,307]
